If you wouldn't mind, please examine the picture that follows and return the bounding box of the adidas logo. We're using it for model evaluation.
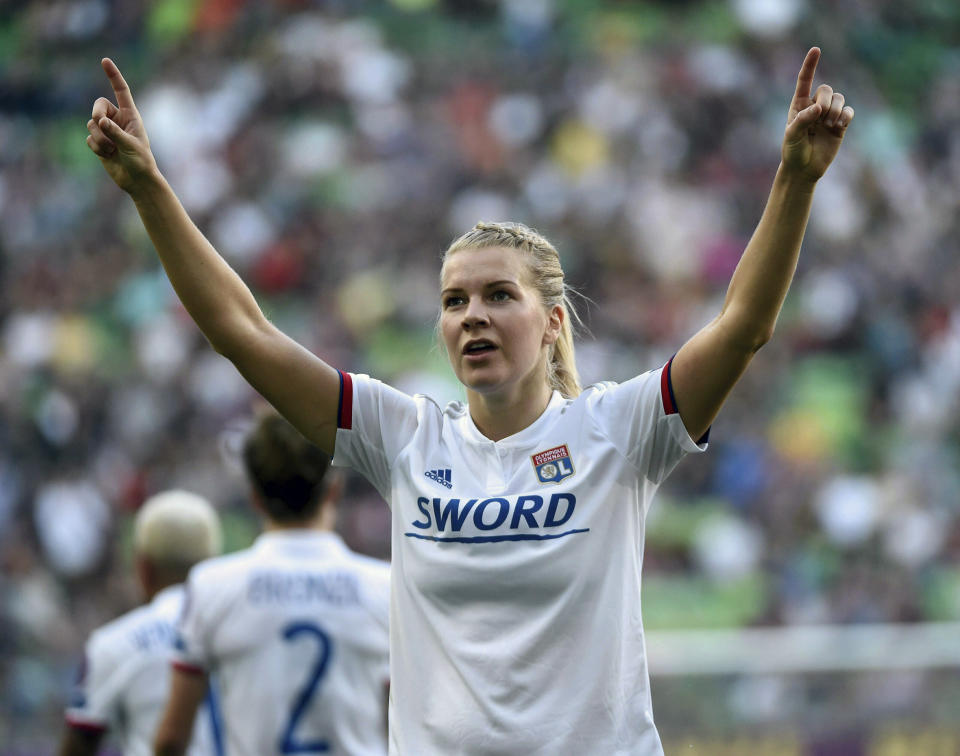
[424,468,453,489]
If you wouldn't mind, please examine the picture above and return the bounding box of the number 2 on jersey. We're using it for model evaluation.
[280,622,334,753]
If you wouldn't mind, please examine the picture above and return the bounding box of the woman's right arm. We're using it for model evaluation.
[87,58,340,453]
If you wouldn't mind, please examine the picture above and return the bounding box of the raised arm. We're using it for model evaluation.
[670,47,854,441]
[58,726,104,756]
[153,667,208,756]
[86,59,340,453]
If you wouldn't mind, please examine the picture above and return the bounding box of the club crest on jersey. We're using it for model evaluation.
[532,444,575,484]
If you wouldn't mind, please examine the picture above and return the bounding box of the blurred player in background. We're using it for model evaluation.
[59,491,222,756]
[88,47,852,754]
[153,412,390,756]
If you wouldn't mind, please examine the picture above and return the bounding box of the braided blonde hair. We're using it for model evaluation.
[441,221,582,398]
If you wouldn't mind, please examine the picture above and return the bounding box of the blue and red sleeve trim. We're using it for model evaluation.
[660,356,710,445]
[171,660,207,676]
[65,716,108,734]
[660,356,679,415]
[337,371,353,430]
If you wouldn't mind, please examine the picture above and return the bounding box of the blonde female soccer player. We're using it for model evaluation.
[60,491,222,756]
[87,48,853,754]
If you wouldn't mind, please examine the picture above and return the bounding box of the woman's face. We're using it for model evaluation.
[440,246,561,399]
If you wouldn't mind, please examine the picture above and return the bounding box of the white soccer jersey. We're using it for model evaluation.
[332,360,707,755]
[64,585,219,756]
[173,530,391,756]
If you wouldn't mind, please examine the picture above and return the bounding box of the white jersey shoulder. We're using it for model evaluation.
[65,585,217,756]
[175,531,390,756]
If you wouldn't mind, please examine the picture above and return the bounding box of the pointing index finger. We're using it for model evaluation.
[793,47,821,102]
[101,57,136,110]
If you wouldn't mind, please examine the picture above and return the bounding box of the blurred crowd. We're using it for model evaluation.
[2,0,960,748]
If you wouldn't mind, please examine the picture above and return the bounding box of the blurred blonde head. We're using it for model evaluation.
[442,221,582,398]
[133,490,222,572]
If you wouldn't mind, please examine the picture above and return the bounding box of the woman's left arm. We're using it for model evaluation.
[671,47,854,441]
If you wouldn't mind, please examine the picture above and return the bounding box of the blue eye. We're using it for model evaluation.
[490,290,510,302]
[443,295,465,308]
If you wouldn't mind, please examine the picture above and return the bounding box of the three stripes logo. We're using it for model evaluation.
[424,468,453,489]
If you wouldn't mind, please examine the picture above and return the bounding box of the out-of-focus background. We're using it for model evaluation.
[2,0,959,753]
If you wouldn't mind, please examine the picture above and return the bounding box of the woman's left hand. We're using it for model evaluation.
[782,47,854,183]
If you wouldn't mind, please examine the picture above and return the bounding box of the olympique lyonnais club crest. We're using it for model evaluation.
[532,444,575,484]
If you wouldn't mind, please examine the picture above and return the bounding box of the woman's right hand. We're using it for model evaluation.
[86,58,158,194]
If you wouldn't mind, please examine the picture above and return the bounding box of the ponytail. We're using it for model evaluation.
[548,312,581,399]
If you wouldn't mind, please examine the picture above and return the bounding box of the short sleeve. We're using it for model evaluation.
[171,573,212,676]
[586,360,708,484]
[332,372,419,502]
[64,635,120,733]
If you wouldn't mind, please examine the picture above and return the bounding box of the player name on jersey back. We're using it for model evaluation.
[129,618,179,651]
[246,570,361,606]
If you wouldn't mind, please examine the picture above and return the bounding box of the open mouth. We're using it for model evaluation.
[463,340,497,356]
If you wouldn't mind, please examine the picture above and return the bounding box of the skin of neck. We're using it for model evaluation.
[466,349,555,441]
[136,555,187,602]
